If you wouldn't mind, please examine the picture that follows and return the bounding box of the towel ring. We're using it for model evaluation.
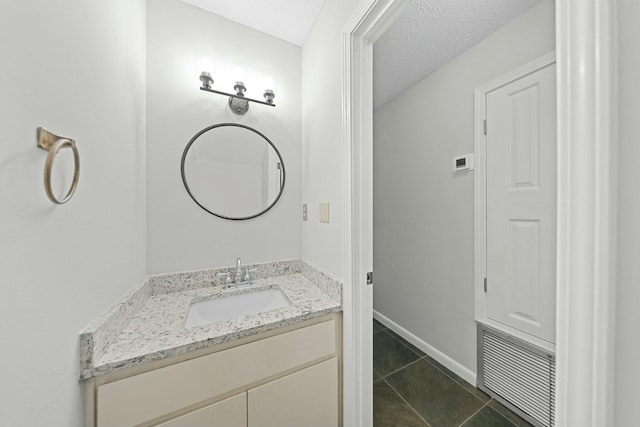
[37,127,80,204]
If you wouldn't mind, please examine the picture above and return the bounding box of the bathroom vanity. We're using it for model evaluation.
[80,262,342,427]
[86,314,340,427]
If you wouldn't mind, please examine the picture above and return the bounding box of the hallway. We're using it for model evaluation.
[373,319,533,427]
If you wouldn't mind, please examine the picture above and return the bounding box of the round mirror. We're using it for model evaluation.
[181,123,286,220]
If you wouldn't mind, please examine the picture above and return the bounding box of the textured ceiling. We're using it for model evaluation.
[180,0,325,46]
[373,0,541,110]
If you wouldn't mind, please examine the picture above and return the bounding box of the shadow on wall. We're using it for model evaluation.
[0,146,57,219]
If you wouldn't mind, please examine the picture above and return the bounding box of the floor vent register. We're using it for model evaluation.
[477,323,555,427]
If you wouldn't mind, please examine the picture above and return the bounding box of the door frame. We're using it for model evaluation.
[342,1,618,427]
[473,51,557,352]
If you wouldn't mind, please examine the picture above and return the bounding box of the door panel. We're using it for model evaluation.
[485,63,556,343]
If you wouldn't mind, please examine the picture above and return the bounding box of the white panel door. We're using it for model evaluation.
[485,63,557,343]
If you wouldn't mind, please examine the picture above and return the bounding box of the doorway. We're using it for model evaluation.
[342,1,618,426]
[371,3,555,425]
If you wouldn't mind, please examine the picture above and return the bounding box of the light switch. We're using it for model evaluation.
[303,204,308,221]
[319,202,330,223]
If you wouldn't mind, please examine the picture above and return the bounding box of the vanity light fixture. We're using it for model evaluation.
[263,89,275,105]
[199,71,214,89]
[199,71,276,115]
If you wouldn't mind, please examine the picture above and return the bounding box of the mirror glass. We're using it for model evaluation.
[181,123,285,220]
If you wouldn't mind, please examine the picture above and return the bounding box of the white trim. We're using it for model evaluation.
[555,1,618,426]
[373,310,476,386]
[476,52,557,95]
[341,1,413,426]
[344,1,618,426]
[473,52,556,353]
[476,318,555,354]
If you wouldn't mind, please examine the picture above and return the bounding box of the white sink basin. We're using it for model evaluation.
[185,288,290,328]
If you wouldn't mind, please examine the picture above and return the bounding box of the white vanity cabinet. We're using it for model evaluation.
[86,314,341,427]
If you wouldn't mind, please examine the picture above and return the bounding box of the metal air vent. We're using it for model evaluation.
[477,323,555,427]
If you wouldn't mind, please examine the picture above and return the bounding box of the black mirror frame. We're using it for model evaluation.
[180,123,286,220]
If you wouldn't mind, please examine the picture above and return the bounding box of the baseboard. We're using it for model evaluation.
[373,310,477,386]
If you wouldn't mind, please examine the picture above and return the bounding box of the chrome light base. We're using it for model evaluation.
[229,97,250,115]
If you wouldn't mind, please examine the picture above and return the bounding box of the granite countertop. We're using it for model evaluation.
[80,270,341,380]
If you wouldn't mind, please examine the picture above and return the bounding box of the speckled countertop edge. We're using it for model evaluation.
[79,263,342,380]
[79,277,151,372]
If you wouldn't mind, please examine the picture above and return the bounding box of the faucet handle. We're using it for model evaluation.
[243,268,258,282]
[216,271,233,287]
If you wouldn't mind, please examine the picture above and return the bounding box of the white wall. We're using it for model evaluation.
[372,0,555,373]
[0,1,146,425]
[301,0,361,279]
[146,0,302,274]
[614,1,640,425]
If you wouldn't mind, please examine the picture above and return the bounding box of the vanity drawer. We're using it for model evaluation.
[96,319,336,427]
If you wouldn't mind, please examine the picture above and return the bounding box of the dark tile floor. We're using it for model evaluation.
[373,319,533,427]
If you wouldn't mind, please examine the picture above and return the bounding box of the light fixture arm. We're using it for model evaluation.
[199,71,276,115]
[199,86,276,108]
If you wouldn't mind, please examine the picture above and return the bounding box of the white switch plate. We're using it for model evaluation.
[319,203,330,223]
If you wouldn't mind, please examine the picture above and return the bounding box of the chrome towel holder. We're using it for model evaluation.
[37,127,80,204]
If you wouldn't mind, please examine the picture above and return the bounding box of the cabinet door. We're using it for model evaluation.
[248,357,338,427]
[154,393,246,427]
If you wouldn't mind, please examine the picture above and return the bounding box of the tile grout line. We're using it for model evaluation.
[458,400,491,427]
[380,327,481,389]
[376,354,424,382]
[382,328,425,358]
[378,356,485,426]
[376,322,476,394]
[376,353,523,427]
[382,378,432,427]
[416,353,489,404]
[486,400,528,427]
[375,319,525,427]
[373,367,383,383]
[376,329,489,407]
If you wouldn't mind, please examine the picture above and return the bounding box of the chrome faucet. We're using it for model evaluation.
[235,257,243,284]
[216,258,256,289]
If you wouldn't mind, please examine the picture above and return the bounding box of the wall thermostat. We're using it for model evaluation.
[452,154,474,173]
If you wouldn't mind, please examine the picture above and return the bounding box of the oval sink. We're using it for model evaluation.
[185,288,290,328]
